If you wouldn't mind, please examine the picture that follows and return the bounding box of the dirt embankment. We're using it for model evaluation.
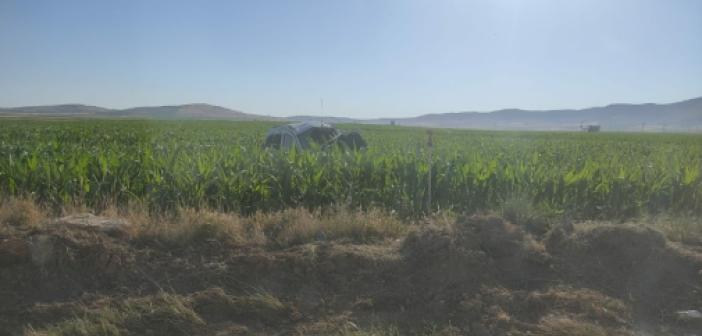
[1,215,701,335]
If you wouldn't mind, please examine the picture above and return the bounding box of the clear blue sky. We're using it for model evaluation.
[1,0,701,118]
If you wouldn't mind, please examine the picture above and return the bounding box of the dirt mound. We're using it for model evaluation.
[455,286,635,336]
[0,224,134,310]
[396,215,635,334]
[402,215,550,289]
[2,215,702,335]
[0,238,31,266]
[546,224,702,323]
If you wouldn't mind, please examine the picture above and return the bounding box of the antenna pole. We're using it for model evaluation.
[320,98,324,124]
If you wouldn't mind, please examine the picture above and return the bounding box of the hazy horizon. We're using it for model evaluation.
[2,95,701,120]
[2,0,701,118]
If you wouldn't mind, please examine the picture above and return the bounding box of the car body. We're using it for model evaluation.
[264,122,366,150]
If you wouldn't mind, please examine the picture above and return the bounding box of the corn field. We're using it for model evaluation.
[1,119,700,218]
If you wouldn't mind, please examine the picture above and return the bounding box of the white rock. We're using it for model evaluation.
[675,309,702,320]
[55,213,131,236]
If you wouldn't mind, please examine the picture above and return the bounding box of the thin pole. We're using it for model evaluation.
[320,98,324,124]
[427,130,433,214]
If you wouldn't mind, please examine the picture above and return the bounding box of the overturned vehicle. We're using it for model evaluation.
[264,122,367,150]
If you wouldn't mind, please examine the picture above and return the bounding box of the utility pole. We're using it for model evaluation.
[427,130,433,214]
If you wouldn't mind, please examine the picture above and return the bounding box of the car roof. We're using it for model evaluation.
[267,122,335,137]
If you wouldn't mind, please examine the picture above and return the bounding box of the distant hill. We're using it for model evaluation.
[364,97,702,131]
[0,103,278,121]
[108,104,266,120]
[2,97,701,131]
[286,97,702,131]
[0,104,110,116]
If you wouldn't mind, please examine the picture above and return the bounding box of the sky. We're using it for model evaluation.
[1,0,701,118]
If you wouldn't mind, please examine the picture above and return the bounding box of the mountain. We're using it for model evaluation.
[362,97,702,131]
[107,104,261,119]
[0,103,276,120]
[2,97,701,131]
[287,97,702,131]
[0,104,110,116]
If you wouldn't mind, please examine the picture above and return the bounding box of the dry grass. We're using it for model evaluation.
[253,207,407,248]
[573,213,702,245]
[22,288,291,336]
[1,197,407,248]
[335,324,463,336]
[0,198,45,232]
[528,287,629,324]
[98,201,151,228]
[59,201,93,218]
[5,197,700,253]
[100,204,408,248]
[639,213,702,244]
[24,292,204,336]
[535,315,632,336]
[337,325,401,336]
[189,287,289,323]
[135,207,249,247]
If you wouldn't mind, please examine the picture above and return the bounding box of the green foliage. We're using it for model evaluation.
[0,119,700,219]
